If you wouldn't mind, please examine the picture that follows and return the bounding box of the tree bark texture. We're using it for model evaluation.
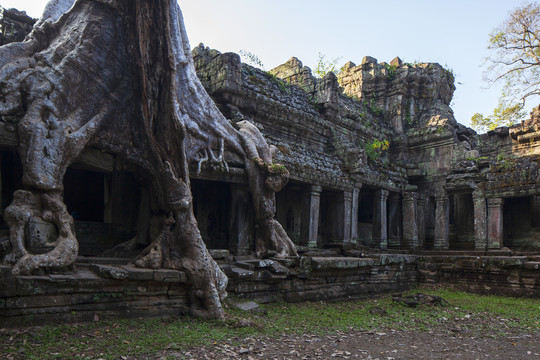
[0,0,296,318]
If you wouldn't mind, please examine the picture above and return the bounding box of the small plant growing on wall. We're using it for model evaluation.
[365,139,390,162]
[239,50,266,70]
[314,52,343,78]
[385,63,398,81]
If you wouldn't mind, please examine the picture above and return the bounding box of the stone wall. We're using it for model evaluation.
[1,253,538,326]
[0,261,190,327]
[224,254,418,303]
[0,6,35,45]
[418,254,540,297]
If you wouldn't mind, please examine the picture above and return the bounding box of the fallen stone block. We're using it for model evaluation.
[230,266,254,280]
[90,264,128,280]
[120,265,154,281]
[209,249,230,260]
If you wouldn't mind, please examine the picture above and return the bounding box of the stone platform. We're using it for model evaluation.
[1,252,538,327]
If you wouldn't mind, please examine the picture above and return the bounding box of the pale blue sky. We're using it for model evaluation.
[1,0,534,128]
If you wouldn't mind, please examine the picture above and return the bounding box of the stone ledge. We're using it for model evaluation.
[89,264,187,283]
[311,257,376,270]
[523,261,540,270]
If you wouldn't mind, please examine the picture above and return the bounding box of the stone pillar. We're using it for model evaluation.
[350,186,361,243]
[487,197,504,249]
[300,185,321,248]
[372,189,389,249]
[417,194,426,248]
[342,190,353,244]
[402,192,419,249]
[473,190,487,250]
[387,192,401,249]
[434,193,449,250]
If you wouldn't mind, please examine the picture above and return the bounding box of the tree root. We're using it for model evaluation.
[237,120,297,258]
[196,138,229,174]
[3,190,78,275]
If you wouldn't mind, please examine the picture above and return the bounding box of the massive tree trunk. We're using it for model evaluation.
[0,0,296,318]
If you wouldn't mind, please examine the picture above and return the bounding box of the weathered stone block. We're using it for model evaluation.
[235,261,255,270]
[90,264,128,280]
[6,294,73,310]
[523,261,540,270]
[230,267,254,280]
[153,269,187,283]
[120,266,154,281]
[262,270,288,283]
[209,249,230,259]
[311,257,364,270]
[24,217,57,254]
[234,301,260,312]
[272,257,299,267]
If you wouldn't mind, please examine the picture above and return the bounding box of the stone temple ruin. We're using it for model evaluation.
[0,2,539,325]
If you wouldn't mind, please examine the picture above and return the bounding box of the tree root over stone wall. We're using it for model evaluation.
[0,0,296,318]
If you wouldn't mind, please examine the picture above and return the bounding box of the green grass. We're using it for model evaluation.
[2,287,539,359]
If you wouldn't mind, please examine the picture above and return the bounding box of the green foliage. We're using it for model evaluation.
[264,72,289,94]
[357,110,367,121]
[366,96,383,117]
[365,138,390,162]
[253,157,289,175]
[471,100,526,133]
[314,52,343,78]
[405,100,413,125]
[239,50,265,70]
[481,2,540,127]
[495,153,515,172]
[384,63,398,80]
[267,163,288,174]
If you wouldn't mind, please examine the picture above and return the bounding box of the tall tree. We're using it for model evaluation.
[472,2,540,132]
[0,0,296,318]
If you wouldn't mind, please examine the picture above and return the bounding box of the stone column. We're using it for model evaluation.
[372,189,389,249]
[387,192,401,249]
[342,190,353,244]
[350,186,361,243]
[402,192,419,249]
[473,190,487,250]
[300,185,321,248]
[434,193,449,250]
[487,197,504,249]
[417,194,426,248]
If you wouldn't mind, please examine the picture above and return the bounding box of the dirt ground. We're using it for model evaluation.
[159,329,540,360]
